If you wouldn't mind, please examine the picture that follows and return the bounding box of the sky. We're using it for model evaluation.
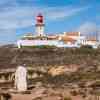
[0,0,98,44]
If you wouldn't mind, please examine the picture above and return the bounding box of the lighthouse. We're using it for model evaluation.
[35,13,45,36]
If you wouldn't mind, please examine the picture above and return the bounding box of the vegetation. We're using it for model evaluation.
[80,45,93,49]
[1,45,100,86]
[21,45,56,49]
[70,90,78,96]
[63,96,72,100]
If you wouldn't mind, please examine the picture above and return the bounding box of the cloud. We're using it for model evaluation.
[0,6,34,29]
[78,22,96,34]
[77,22,97,38]
[0,0,18,8]
[0,29,16,44]
[77,22,100,41]
[97,25,100,40]
[0,0,90,44]
[0,5,89,30]
[45,6,89,20]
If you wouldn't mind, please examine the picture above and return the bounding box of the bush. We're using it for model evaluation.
[76,45,96,54]
[63,96,72,100]
[80,45,93,49]
[70,90,78,96]
[21,45,56,49]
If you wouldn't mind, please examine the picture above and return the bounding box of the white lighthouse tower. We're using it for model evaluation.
[35,13,45,36]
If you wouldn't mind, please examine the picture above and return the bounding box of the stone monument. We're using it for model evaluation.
[15,64,27,92]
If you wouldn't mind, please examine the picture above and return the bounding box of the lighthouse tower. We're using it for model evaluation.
[35,13,45,36]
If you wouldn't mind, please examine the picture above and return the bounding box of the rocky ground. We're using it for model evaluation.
[1,45,100,100]
[2,85,99,100]
[0,45,100,69]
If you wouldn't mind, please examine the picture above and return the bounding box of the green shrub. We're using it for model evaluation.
[21,45,56,49]
[63,96,72,100]
[80,45,93,49]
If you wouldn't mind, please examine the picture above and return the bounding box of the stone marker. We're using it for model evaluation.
[15,65,27,92]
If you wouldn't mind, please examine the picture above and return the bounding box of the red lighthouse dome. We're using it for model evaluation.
[36,13,43,24]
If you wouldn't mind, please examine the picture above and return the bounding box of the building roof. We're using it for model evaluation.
[87,37,97,41]
[64,32,80,36]
[61,37,77,42]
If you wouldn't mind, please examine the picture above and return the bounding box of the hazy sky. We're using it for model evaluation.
[0,0,98,44]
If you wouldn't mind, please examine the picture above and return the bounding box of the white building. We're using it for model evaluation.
[79,37,98,48]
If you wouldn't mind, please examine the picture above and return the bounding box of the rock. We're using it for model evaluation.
[48,65,78,76]
[48,66,65,76]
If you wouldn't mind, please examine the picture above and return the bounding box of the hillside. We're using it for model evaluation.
[0,45,100,69]
[1,45,100,99]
